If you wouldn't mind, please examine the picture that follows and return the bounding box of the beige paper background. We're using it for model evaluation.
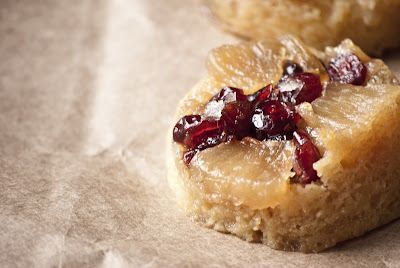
[1,0,400,267]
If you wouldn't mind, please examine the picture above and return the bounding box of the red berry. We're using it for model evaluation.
[327,53,367,85]
[173,115,226,164]
[248,84,276,104]
[173,115,202,142]
[211,87,247,102]
[291,130,321,184]
[205,87,249,120]
[251,100,298,140]
[221,101,252,139]
[278,73,323,105]
[183,119,225,150]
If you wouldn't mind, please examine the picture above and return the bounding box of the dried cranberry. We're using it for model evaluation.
[277,72,322,105]
[247,84,276,104]
[282,60,303,76]
[291,130,321,184]
[173,115,226,164]
[251,100,298,140]
[327,53,367,85]
[211,87,247,103]
[183,119,225,150]
[173,115,202,142]
[293,112,303,125]
[205,87,249,120]
[174,60,325,165]
[221,101,252,139]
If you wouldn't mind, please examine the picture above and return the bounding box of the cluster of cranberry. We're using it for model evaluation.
[173,53,366,184]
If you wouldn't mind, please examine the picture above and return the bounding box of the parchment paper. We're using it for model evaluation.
[1,0,400,267]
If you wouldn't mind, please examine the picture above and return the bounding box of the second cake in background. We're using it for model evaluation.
[205,0,400,55]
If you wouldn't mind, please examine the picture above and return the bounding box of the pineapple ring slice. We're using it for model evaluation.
[167,37,400,252]
[205,0,400,55]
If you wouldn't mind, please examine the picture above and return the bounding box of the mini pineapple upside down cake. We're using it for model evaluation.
[166,36,400,252]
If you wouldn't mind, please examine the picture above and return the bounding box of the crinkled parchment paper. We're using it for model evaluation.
[1,0,400,267]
